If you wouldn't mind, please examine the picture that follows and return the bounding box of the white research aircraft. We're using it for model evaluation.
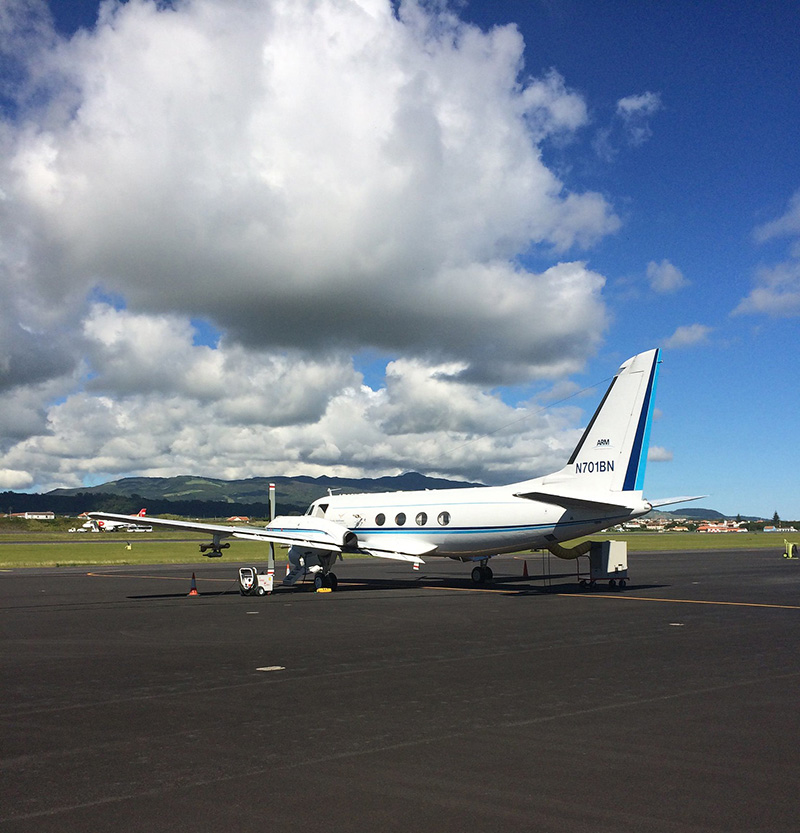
[90,348,699,589]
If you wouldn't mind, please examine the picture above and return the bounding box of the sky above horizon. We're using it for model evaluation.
[1,0,798,518]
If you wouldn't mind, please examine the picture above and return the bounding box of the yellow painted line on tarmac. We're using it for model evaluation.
[557,593,800,611]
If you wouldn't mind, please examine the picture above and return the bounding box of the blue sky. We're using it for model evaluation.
[1,0,798,518]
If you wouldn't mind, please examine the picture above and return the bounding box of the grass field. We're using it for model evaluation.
[0,530,792,569]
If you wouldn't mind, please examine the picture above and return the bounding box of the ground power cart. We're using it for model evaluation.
[238,566,274,596]
[578,540,628,589]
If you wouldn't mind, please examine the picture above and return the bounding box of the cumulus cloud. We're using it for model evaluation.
[646,259,688,293]
[1,0,617,373]
[737,189,800,317]
[0,306,589,490]
[662,323,712,349]
[0,0,625,490]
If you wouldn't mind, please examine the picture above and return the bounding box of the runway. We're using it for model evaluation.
[2,548,799,832]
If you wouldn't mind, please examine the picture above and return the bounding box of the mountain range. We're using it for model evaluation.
[39,472,481,517]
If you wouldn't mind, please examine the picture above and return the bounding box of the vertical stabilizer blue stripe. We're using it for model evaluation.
[623,350,660,491]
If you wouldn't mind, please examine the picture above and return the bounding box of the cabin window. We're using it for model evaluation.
[395,512,406,526]
[437,511,450,526]
[375,513,386,526]
[415,512,427,526]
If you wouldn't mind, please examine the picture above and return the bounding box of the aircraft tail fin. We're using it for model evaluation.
[539,348,661,496]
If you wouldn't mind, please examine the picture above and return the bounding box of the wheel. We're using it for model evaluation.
[471,566,485,584]
[327,572,338,591]
[313,574,324,591]
[485,566,493,581]
[579,579,587,588]
[619,579,627,589]
[256,586,266,596]
[609,579,617,588]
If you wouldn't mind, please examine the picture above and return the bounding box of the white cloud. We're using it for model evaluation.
[738,190,800,317]
[647,259,688,293]
[733,261,800,317]
[1,0,617,381]
[617,92,662,118]
[662,324,712,349]
[0,469,34,490]
[594,90,662,160]
[0,0,625,489]
[0,317,590,490]
[753,189,800,243]
[647,446,673,463]
[616,91,662,146]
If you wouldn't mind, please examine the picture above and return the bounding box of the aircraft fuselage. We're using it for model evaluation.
[309,485,649,559]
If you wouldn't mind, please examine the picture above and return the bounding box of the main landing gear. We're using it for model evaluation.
[471,562,493,584]
[313,572,339,591]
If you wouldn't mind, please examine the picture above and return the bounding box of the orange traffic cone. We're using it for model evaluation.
[188,572,199,596]
[285,562,290,577]
[522,560,529,578]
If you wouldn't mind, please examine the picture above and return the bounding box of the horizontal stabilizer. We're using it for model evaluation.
[647,495,708,508]
[514,491,632,512]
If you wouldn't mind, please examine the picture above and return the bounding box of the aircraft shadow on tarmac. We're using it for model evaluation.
[125,571,668,599]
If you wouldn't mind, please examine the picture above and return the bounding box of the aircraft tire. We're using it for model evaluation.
[313,574,324,591]
[471,566,485,584]
[327,572,338,591]
[485,566,493,581]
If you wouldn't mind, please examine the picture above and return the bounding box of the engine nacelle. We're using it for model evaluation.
[199,541,230,557]
[268,515,359,551]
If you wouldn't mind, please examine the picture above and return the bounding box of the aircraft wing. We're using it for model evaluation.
[86,511,437,561]
[358,535,438,565]
[513,490,635,512]
[87,511,353,553]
